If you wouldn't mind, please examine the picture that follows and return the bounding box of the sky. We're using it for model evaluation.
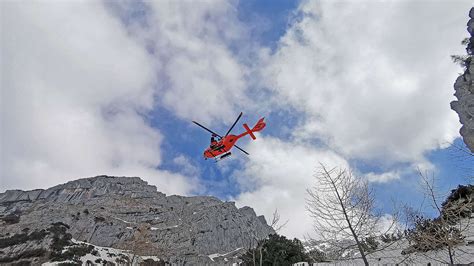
[1,0,473,239]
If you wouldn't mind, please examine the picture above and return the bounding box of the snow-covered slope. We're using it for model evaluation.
[41,239,162,266]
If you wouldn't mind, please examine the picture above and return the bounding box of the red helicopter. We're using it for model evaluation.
[193,112,266,161]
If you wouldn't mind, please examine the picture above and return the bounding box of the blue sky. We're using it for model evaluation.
[237,0,301,49]
[146,0,473,230]
[2,0,473,238]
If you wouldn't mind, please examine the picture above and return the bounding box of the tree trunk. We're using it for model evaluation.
[448,245,454,265]
[259,246,263,266]
[344,214,369,266]
[252,250,256,266]
[331,179,369,266]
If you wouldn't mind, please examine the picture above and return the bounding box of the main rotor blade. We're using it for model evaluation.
[192,121,222,138]
[234,144,249,155]
[225,112,243,137]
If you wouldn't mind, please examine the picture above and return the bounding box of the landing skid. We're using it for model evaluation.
[214,152,232,162]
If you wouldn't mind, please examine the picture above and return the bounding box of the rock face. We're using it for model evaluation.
[451,7,474,152]
[0,176,274,265]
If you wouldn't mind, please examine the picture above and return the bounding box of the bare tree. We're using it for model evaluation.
[243,209,289,266]
[403,170,473,264]
[306,164,394,266]
[240,209,288,266]
[269,209,289,233]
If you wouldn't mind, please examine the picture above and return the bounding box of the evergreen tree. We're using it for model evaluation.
[240,234,311,265]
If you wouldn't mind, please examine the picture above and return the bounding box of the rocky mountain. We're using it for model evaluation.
[0,176,274,265]
[451,7,474,152]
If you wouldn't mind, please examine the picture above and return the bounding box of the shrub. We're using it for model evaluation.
[11,261,32,266]
[50,244,93,262]
[51,222,70,229]
[0,233,28,248]
[1,214,20,224]
[0,230,48,249]
[29,230,49,241]
[380,232,403,243]
[403,215,464,254]
[361,236,379,252]
[94,216,106,223]
[141,258,166,266]
[307,249,327,262]
[0,248,47,263]
[49,223,74,261]
[68,244,94,257]
[91,249,99,256]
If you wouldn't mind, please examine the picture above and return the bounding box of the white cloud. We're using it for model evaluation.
[365,171,400,183]
[0,1,198,195]
[113,1,254,126]
[376,214,401,235]
[262,0,471,165]
[173,155,200,177]
[233,136,350,239]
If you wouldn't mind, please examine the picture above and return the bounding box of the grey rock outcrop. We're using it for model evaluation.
[0,176,274,265]
[451,7,474,152]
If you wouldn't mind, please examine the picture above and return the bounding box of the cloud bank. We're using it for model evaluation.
[108,1,254,126]
[1,1,197,194]
[262,0,468,164]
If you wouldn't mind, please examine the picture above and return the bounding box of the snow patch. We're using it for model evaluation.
[112,216,134,224]
[150,224,179,230]
[42,260,76,266]
[41,239,161,265]
[208,247,243,262]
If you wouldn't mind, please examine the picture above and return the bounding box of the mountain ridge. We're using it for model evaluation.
[0,175,274,265]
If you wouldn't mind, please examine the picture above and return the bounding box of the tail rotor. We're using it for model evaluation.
[242,117,266,140]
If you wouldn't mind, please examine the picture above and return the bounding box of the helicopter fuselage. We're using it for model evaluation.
[204,134,239,158]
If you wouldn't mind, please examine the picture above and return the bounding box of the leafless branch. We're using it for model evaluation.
[270,209,289,233]
[306,164,389,266]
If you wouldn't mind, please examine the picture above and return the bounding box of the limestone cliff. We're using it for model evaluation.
[0,176,274,265]
[451,7,474,152]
